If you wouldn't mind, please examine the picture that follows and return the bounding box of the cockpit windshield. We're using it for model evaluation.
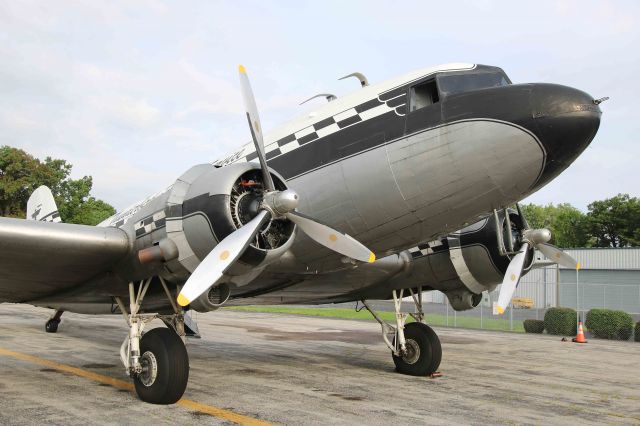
[437,69,511,96]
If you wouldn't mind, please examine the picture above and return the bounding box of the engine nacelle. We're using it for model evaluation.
[396,209,533,311]
[190,283,231,313]
[445,289,483,311]
[159,162,296,285]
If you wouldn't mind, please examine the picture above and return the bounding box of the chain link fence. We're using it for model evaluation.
[325,266,640,341]
[410,267,640,340]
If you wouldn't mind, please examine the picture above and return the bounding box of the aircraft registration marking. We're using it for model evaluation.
[0,347,273,426]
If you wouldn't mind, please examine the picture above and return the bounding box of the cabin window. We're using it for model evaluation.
[409,80,439,112]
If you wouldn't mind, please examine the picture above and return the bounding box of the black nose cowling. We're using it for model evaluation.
[529,83,601,188]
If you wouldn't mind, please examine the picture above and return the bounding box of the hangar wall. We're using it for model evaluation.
[425,247,640,314]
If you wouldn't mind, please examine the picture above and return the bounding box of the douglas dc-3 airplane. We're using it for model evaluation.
[0,63,602,404]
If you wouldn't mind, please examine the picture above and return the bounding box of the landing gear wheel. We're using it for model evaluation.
[134,328,189,404]
[393,322,441,376]
[45,319,59,333]
[421,323,442,374]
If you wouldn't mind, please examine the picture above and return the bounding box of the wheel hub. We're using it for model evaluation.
[401,339,421,365]
[138,351,158,387]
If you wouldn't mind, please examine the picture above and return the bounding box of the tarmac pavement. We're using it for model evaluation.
[0,304,639,425]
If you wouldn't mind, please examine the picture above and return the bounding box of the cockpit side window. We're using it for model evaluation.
[409,79,439,112]
[437,70,510,96]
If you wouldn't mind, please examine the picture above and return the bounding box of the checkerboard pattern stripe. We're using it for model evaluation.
[408,239,447,259]
[134,210,167,237]
[242,93,407,164]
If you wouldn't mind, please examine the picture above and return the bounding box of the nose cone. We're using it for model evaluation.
[530,83,601,188]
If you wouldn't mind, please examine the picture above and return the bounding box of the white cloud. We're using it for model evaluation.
[1,0,638,212]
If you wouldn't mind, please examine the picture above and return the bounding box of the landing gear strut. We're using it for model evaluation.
[362,287,441,376]
[114,277,189,404]
[45,309,64,333]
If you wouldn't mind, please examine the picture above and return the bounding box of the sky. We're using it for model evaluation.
[1,0,638,212]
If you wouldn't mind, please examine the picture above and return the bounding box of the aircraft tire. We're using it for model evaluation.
[45,319,59,333]
[134,327,189,404]
[420,322,442,374]
[392,322,440,376]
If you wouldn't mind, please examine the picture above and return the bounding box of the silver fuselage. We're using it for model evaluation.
[20,63,601,313]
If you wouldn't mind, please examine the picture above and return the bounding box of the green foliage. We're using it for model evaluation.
[523,319,545,333]
[68,197,116,226]
[585,309,634,340]
[520,203,589,247]
[0,146,115,225]
[586,194,640,247]
[521,195,640,248]
[635,322,640,343]
[544,307,576,335]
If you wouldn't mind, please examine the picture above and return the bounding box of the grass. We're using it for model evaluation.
[226,305,524,332]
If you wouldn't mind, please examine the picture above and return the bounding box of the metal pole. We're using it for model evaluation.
[556,263,560,308]
[480,294,484,329]
[446,296,449,326]
[576,267,580,330]
[543,265,548,308]
[454,309,457,328]
[510,303,513,331]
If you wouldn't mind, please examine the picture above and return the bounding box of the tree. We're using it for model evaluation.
[70,197,115,226]
[0,146,115,225]
[551,204,590,248]
[586,194,640,247]
[519,203,589,248]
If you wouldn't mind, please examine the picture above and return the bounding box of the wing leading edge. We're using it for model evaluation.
[0,218,130,302]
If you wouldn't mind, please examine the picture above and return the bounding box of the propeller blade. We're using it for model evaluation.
[494,242,529,315]
[516,202,529,229]
[177,210,271,306]
[536,242,580,269]
[238,65,275,192]
[285,211,375,263]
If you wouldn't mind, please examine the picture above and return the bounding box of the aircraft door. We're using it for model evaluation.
[405,77,443,134]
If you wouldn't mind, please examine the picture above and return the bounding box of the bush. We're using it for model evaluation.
[635,322,640,343]
[544,307,576,336]
[585,309,634,340]
[523,319,545,333]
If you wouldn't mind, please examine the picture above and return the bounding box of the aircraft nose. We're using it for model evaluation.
[530,83,601,188]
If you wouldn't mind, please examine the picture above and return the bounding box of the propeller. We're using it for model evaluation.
[177,65,376,307]
[493,208,580,315]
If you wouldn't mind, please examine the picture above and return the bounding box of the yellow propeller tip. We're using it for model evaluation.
[238,64,247,74]
[368,252,376,263]
[177,294,190,307]
[576,262,581,270]
[496,306,505,315]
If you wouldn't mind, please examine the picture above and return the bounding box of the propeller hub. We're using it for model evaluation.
[523,228,552,245]
[262,189,299,217]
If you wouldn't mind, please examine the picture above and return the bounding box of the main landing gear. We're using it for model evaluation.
[113,277,189,404]
[362,287,442,376]
[45,309,64,333]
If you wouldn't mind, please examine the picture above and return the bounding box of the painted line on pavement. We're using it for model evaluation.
[0,347,273,426]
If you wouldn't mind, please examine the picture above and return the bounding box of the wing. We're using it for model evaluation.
[0,217,130,302]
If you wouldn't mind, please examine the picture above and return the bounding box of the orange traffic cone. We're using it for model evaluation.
[572,321,587,343]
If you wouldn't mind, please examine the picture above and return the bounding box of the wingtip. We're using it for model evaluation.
[368,252,376,263]
[177,293,190,307]
[238,64,247,74]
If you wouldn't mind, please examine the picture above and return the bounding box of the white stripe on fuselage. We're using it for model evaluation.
[214,63,476,167]
[100,63,477,229]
